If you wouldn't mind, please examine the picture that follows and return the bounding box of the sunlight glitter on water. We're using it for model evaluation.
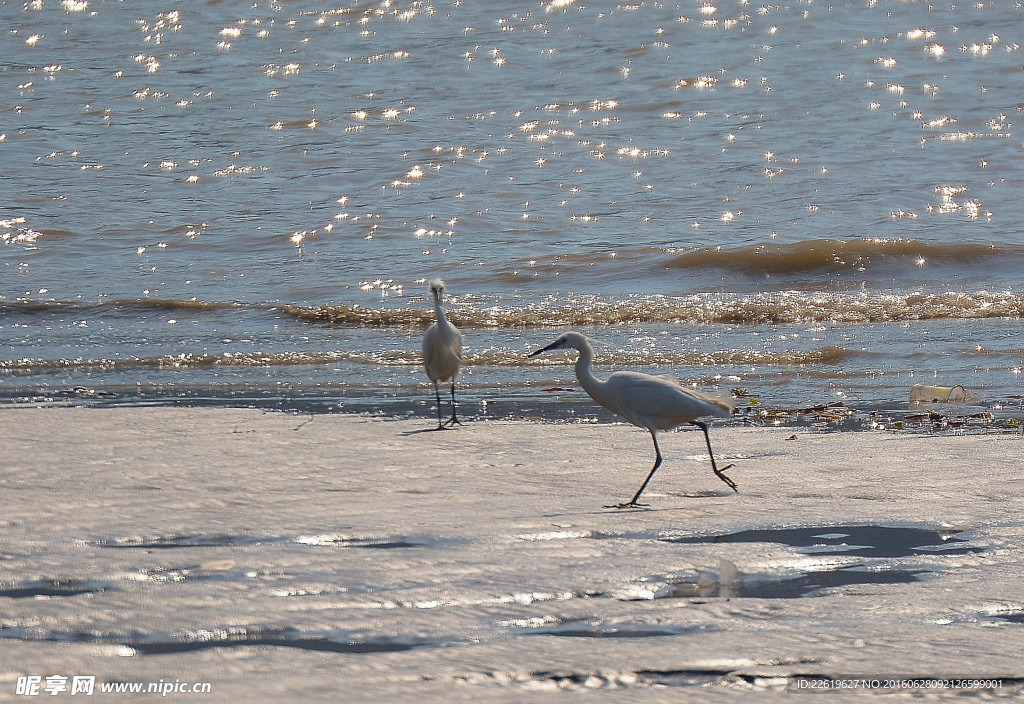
[2,0,1024,411]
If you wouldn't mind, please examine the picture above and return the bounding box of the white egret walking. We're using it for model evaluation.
[421,278,463,430]
[529,331,737,507]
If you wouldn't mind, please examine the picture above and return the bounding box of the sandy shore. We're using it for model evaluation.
[1,406,1023,702]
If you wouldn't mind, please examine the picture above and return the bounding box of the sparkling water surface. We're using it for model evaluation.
[2,0,1024,417]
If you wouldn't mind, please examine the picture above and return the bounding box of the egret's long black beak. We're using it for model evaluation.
[528,341,560,358]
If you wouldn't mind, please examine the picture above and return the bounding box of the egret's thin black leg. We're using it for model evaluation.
[430,380,447,431]
[693,420,737,492]
[608,429,661,508]
[445,380,463,427]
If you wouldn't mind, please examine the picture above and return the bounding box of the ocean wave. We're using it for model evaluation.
[4,288,1023,330]
[665,238,1012,275]
[0,345,858,373]
[288,291,1024,327]
[0,298,246,315]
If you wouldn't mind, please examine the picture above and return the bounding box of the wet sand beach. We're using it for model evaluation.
[7,1,1024,700]
[2,406,1023,701]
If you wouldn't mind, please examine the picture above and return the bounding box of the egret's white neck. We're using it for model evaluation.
[433,295,447,323]
[573,341,604,400]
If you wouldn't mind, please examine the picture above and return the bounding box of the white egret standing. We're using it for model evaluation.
[421,278,463,430]
[529,331,736,507]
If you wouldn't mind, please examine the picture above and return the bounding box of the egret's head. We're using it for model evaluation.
[428,278,445,300]
[528,331,589,358]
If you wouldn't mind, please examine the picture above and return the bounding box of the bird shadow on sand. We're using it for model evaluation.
[399,426,463,437]
[665,489,736,499]
[599,492,736,510]
[539,500,729,519]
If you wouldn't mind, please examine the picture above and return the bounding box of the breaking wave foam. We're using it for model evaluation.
[4,289,1024,331]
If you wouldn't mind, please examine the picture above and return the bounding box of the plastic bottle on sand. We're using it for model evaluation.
[908,384,980,403]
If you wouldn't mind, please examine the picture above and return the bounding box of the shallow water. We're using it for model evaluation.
[3,0,1024,416]
[665,566,926,600]
[0,522,985,660]
[663,524,980,557]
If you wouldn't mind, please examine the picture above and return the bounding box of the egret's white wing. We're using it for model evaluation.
[600,371,734,428]
[422,321,462,382]
[451,326,464,361]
